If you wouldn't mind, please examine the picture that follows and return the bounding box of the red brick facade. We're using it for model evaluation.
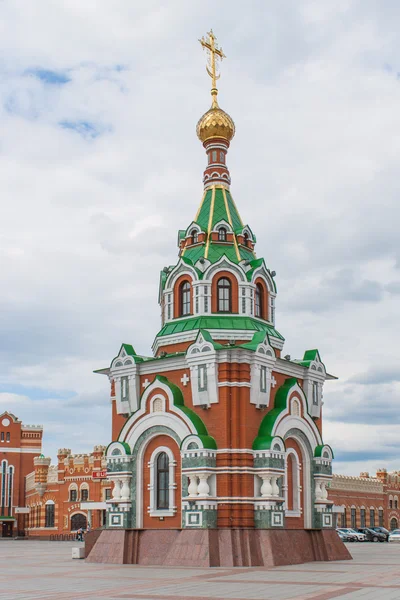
[329,470,400,531]
[0,412,42,537]
[24,446,112,538]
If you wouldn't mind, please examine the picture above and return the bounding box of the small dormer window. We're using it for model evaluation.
[218,227,227,242]
[191,230,198,244]
[244,232,249,246]
[312,382,319,405]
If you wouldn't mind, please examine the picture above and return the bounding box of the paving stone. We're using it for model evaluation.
[3,540,400,599]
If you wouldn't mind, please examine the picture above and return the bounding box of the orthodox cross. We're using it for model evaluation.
[199,30,226,107]
[180,373,190,387]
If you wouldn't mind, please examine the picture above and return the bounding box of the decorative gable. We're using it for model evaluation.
[246,332,277,408]
[109,344,142,415]
[186,331,218,407]
[300,349,327,420]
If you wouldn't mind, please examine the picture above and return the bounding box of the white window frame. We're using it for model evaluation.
[148,446,176,518]
[312,382,319,405]
[285,448,302,518]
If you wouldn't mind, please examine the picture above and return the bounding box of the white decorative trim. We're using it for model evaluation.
[0,447,42,453]
[119,379,196,447]
[152,329,284,354]
[272,382,323,449]
[217,381,251,387]
[284,448,301,516]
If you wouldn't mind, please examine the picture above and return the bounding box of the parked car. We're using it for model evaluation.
[370,526,390,541]
[389,529,400,543]
[336,529,357,542]
[337,528,366,542]
[356,527,386,542]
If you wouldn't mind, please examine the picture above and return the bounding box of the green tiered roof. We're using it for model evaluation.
[156,315,284,340]
[182,187,255,265]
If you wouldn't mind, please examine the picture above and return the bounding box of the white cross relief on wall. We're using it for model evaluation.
[142,379,150,389]
[271,375,277,388]
[181,373,190,387]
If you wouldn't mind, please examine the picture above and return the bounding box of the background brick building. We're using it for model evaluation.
[329,470,400,531]
[25,446,111,537]
[0,411,43,537]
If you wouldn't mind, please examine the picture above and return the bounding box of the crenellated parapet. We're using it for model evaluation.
[330,474,383,494]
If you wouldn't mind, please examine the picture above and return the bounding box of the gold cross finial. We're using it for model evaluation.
[199,30,226,108]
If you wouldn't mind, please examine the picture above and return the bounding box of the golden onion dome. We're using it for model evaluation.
[196,105,235,143]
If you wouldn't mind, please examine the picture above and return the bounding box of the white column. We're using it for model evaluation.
[120,477,131,501]
[197,474,210,497]
[321,482,328,501]
[271,475,280,497]
[112,479,122,500]
[188,475,199,497]
[260,476,272,498]
[315,479,322,501]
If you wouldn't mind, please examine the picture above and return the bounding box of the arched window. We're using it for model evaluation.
[370,508,375,527]
[156,452,169,510]
[341,507,347,527]
[243,232,249,247]
[69,486,78,502]
[180,281,191,316]
[80,485,89,501]
[45,500,55,528]
[255,283,263,318]
[217,278,231,313]
[218,227,227,242]
[191,230,198,245]
[7,466,13,511]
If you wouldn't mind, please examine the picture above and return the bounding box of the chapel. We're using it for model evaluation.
[87,32,349,566]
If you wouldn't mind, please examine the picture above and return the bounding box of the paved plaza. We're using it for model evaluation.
[2,540,400,599]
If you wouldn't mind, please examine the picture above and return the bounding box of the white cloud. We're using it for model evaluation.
[0,1,399,473]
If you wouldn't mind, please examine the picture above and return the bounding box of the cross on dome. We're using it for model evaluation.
[197,30,235,146]
[199,30,226,108]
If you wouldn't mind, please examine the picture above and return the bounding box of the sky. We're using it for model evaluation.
[1,0,399,476]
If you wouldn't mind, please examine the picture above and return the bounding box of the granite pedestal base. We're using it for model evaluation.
[85,528,351,567]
